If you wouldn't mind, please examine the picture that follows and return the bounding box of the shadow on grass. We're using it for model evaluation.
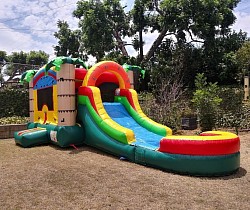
[46,144,248,179]
[49,144,113,157]
[199,167,247,180]
[219,167,247,180]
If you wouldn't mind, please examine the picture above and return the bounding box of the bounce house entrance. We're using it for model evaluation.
[37,87,54,111]
[98,82,119,102]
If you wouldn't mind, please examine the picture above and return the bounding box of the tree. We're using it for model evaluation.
[0,50,8,67]
[236,41,250,78]
[26,50,49,67]
[138,0,240,64]
[53,0,243,88]
[0,51,8,84]
[130,0,150,61]
[4,51,49,81]
[54,20,84,59]
[73,0,130,61]
[69,0,239,61]
[199,30,248,85]
[4,51,27,81]
[103,51,137,65]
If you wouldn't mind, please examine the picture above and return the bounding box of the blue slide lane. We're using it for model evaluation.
[103,102,164,150]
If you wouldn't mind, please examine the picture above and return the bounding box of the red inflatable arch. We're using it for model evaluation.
[82,61,131,89]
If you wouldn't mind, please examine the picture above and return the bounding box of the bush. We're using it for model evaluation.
[216,88,250,133]
[0,87,29,117]
[218,87,243,113]
[139,92,183,132]
[140,57,187,132]
[217,87,243,132]
[0,116,29,125]
[192,73,222,131]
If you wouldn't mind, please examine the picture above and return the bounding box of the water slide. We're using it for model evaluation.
[77,82,240,176]
[77,86,171,153]
[103,102,163,150]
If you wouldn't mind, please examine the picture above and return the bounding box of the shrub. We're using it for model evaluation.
[140,58,186,132]
[0,116,29,125]
[216,87,245,134]
[218,87,243,113]
[139,92,183,132]
[0,87,29,117]
[192,73,222,131]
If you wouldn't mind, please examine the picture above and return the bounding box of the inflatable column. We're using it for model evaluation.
[29,80,34,122]
[57,63,76,126]
[127,70,134,89]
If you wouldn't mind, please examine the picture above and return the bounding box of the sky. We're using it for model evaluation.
[0,0,250,64]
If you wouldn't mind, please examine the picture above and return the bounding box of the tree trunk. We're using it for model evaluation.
[142,27,168,64]
[113,31,128,56]
[139,28,144,62]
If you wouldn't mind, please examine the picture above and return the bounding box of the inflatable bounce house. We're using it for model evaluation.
[14,57,240,176]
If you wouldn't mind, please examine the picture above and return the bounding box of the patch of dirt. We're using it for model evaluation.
[0,131,249,210]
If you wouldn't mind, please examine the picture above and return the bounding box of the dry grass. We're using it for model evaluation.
[0,131,249,210]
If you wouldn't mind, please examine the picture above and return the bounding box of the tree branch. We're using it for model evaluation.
[187,29,204,44]
[142,28,175,63]
[153,0,164,16]
[112,31,129,56]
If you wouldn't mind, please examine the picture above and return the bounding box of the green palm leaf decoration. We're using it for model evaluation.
[122,63,146,79]
[45,56,88,72]
[20,70,38,84]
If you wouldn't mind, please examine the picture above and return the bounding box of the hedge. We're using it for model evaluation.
[0,88,29,117]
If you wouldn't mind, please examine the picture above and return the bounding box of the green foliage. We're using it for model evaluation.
[133,0,240,63]
[218,87,243,113]
[3,51,49,81]
[192,73,222,131]
[73,0,129,61]
[51,0,246,88]
[236,41,250,77]
[0,88,29,118]
[0,74,3,84]
[54,20,85,59]
[239,102,250,130]
[65,0,241,65]
[146,39,189,94]
[145,29,247,89]
[216,87,245,134]
[0,51,8,61]
[159,0,239,40]
[201,30,248,85]
[139,92,182,132]
[103,52,138,65]
[0,51,8,73]
[0,51,7,84]
[4,51,27,79]
[140,84,250,133]
[130,0,150,32]
[26,50,49,67]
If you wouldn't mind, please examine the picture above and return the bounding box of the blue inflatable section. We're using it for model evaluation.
[33,69,57,89]
[34,75,56,89]
[103,102,164,150]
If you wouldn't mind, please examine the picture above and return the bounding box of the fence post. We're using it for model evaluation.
[244,76,249,100]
